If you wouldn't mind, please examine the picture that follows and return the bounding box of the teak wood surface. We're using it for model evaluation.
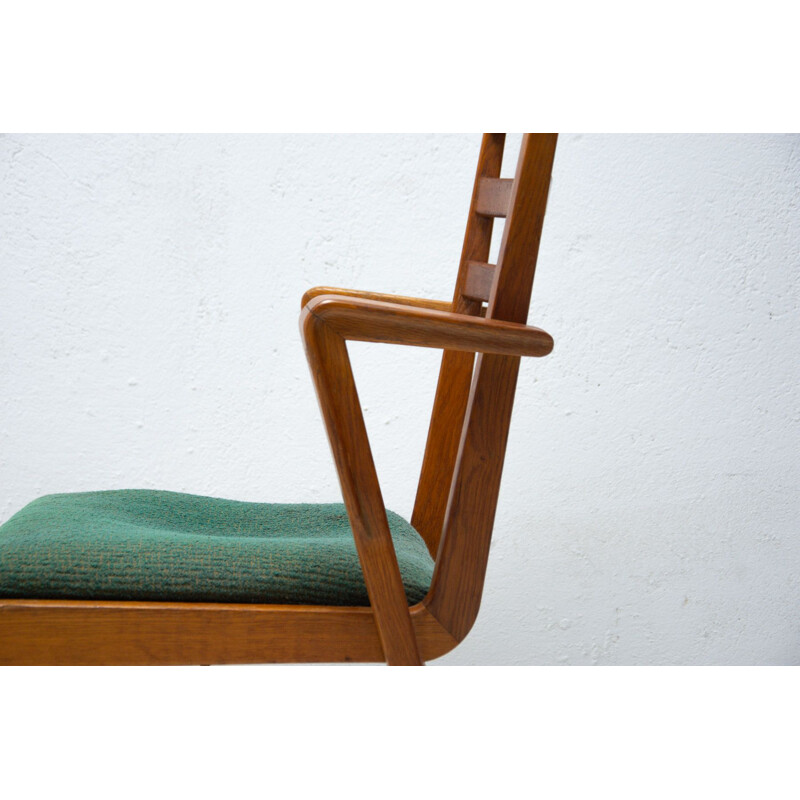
[0,133,558,666]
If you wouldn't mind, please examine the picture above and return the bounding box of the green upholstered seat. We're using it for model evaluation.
[0,490,434,606]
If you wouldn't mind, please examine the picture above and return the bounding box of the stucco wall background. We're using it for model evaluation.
[1,133,797,665]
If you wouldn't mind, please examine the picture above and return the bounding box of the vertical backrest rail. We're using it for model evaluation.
[411,134,506,556]
[423,134,558,640]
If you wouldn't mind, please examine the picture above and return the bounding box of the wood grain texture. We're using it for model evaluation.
[488,134,559,323]
[411,349,474,558]
[462,261,496,303]
[305,295,553,357]
[424,352,522,639]
[475,177,514,218]
[301,286,452,313]
[425,134,558,640]
[412,134,507,555]
[301,309,423,665]
[0,599,458,665]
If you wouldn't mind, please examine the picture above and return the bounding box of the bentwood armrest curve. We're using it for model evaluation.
[301,286,452,313]
[302,294,554,357]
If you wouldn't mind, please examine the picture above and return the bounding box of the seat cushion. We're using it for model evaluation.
[0,490,434,606]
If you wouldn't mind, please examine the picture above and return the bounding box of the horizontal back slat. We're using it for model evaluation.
[462,261,495,303]
[475,177,514,218]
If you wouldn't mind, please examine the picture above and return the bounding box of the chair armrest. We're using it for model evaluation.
[302,294,554,357]
[297,289,552,663]
[301,286,452,313]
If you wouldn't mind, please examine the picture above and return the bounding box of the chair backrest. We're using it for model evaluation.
[412,133,558,640]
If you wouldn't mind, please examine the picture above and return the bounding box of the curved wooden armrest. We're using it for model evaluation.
[302,294,554,357]
[301,286,453,314]
[299,288,552,665]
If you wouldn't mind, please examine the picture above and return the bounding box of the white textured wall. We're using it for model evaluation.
[1,133,798,665]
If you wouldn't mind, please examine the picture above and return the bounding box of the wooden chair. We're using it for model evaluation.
[0,133,558,665]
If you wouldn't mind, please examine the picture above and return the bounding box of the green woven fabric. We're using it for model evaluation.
[0,490,433,606]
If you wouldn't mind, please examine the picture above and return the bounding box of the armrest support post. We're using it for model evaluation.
[300,308,423,666]
[299,288,554,659]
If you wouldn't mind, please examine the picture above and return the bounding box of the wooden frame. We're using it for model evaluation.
[0,133,558,665]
